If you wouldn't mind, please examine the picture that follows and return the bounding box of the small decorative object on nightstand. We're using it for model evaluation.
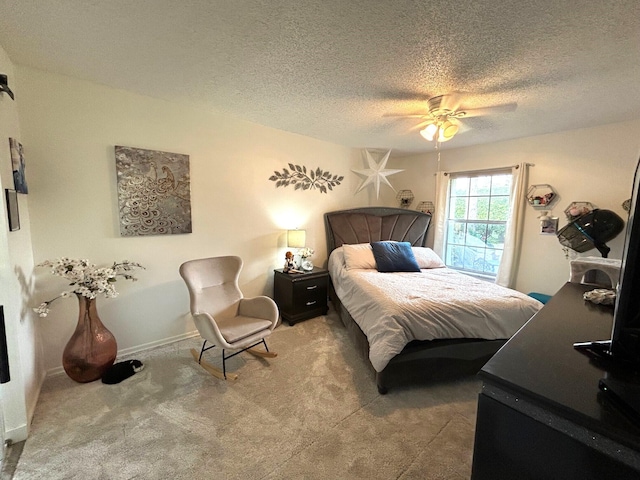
[298,247,315,271]
[273,267,329,325]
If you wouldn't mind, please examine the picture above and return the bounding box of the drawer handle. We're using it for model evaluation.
[306,301,317,306]
[306,285,318,290]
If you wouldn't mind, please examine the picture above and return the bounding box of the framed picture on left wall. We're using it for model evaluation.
[5,189,19,231]
[9,138,28,194]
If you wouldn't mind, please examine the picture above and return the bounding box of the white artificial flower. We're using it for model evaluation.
[33,303,51,317]
[33,258,144,317]
[299,247,314,258]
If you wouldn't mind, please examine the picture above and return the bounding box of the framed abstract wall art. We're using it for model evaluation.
[5,189,19,231]
[9,138,28,194]
[115,146,192,236]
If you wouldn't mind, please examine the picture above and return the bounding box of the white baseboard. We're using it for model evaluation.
[5,423,28,444]
[46,330,200,377]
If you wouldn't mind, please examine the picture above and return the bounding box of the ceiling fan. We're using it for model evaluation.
[383,94,517,143]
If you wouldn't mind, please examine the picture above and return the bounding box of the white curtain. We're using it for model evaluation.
[432,171,449,258]
[495,163,529,288]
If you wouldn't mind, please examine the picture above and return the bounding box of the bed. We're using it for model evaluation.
[324,206,543,394]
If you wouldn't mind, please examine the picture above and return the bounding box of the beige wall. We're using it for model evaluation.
[384,119,640,296]
[16,66,371,374]
[0,46,41,442]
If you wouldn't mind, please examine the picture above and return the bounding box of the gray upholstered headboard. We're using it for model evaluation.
[324,207,432,253]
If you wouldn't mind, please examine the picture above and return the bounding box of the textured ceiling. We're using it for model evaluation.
[0,0,639,155]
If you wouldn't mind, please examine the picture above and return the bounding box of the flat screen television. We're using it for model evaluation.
[574,156,640,366]
[610,156,640,366]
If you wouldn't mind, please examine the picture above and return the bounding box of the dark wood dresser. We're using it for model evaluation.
[471,282,640,479]
[273,267,329,325]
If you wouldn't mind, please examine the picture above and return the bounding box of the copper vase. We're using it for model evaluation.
[62,294,117,383]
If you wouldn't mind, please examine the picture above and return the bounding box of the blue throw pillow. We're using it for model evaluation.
[370,241,421,272]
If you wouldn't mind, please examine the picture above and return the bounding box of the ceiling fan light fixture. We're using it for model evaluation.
[439,120,458,141]
[420,123,438,141]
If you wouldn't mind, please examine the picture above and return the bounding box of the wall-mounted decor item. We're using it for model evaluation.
[5,189,19,231]
[563,201,594,220]
[396,190,414,208]
[416,201,435,214]
[526,184,556,208]
[557,209,624,258]
[269,164,343,193]
[9,138,28,194]
[352,149,403,199]
[0,74,14,100]
[115,146,192,236]
[539,212,559,235]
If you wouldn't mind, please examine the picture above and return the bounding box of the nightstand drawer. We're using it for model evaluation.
[293,277,327,311]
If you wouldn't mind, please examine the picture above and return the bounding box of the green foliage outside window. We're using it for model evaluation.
[444,172,512,276]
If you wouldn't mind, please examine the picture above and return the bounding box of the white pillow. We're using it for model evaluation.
[342,243,376,270]
[412,247,446,269]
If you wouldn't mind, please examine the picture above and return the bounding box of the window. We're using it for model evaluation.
[443,170,512,278]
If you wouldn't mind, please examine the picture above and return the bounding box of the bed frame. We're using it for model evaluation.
[324,206,507,394]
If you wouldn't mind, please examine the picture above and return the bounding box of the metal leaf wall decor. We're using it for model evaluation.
[269,164,344,194]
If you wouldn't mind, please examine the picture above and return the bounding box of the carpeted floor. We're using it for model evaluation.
[11,307,482,479]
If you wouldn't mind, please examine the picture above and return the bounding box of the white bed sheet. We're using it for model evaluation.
[328,247,543,372]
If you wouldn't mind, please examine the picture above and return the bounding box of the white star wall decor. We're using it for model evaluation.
[352,149,403,198]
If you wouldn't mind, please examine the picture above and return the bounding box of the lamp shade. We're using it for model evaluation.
[420,120,459,143]
[420,123,438,141]
[287,229,306,248]
[438,121,458,142]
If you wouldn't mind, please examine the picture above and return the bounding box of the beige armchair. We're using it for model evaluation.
[179,256,278,380]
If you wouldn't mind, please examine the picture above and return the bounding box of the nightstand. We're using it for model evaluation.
[273,267,329,325]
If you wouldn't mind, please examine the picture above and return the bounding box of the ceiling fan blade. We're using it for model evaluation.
[377,89,432,102]
[456,120,473,134]
[460,116,496,130]
[382,112,432,118]
[459,102,518,118]
[438,93,465,112]
[408,120,433,132]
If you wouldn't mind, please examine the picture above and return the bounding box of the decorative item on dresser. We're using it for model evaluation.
[33,258,144,382]
[273,267,329,325]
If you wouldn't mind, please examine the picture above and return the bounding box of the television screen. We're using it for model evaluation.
[573,156,640,366]
[610,156,640,365]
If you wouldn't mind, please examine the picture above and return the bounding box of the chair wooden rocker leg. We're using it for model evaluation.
[191,339,277,381]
